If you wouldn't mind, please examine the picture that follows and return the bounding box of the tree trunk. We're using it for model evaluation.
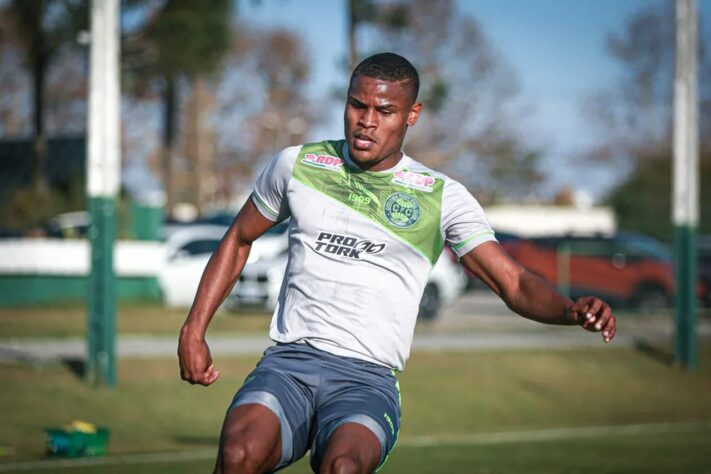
[31,36,48,195]
[185,76,215,215]
[162,75,177,218]
[348,0,358,71]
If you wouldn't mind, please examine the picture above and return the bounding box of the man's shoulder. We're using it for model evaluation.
[298,139,346,156]
[402,155,481,204]
[271,140,343,168]
[401,155,455,187]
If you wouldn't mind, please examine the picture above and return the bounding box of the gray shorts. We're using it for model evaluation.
[229,342,401,472]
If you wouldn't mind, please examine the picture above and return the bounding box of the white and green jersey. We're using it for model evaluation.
[252,139,496,370]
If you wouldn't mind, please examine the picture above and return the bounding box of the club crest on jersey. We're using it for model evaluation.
[302,153,344,172]
[391,171,436,192]
[315,232,386,260]
[384,192,420,228]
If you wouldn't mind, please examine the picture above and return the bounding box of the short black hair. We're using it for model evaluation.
[349,52,420,103]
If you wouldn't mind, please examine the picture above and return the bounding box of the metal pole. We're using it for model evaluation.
[87,0,120,386]
[673,0,698,370]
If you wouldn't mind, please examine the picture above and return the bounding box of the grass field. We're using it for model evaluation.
[3,302,703,339]
[0,305,270,339]
[2,346,711,473]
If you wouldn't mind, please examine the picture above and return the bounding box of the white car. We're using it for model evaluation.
[159,222,290,308]
[224,252,288,311]
[226,246,467,320]
[419,249,468,319]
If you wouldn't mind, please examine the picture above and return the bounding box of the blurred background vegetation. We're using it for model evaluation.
[1,2,710,470]
[0,0,708,240]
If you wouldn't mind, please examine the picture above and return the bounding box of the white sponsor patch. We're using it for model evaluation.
[302,153,344,171]
[391,170,436,192]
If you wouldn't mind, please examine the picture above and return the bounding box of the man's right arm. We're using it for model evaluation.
[178,198,277,385]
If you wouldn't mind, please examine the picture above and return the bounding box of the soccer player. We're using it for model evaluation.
[178,52,616,474]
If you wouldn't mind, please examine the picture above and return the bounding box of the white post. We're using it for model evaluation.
[86,0,121,386]
[673,0,698,369]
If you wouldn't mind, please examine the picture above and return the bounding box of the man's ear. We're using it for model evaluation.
[407,102,423,126]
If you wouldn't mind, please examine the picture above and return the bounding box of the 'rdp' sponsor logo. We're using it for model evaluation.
[314,232,386,260]
[302,153,344,171]
[391,170,436,192]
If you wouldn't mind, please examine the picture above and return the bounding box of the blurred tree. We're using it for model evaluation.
[608,149,711,241]
[347,0,376,70]
[182,76,216,214]
[358,0,544,203]
[0,0,87,192]
[119,3,314,214]
[0,175,85,231]
[123,0,233,216]
[208,24,314,206]
[0,20,30,137]
[584,0,711,238]
[0,0,89,231]
[553,187,576,207]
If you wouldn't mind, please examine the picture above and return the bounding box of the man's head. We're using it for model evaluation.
[350,52,420,103]
[344,53,422,171]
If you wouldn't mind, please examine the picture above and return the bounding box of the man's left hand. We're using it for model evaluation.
[566,296,616,344]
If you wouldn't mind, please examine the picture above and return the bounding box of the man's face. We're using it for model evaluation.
[344,75,422,171]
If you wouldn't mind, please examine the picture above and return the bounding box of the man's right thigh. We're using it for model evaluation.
[219,362,314,472]
[215,403,282,473]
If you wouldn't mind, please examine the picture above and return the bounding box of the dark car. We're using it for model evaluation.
[505,232,681,310]
[0,227,23,238]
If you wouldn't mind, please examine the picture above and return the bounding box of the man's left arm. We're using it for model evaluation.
[459,241,616,343]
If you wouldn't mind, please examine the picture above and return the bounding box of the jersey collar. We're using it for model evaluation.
[341,141,411,175]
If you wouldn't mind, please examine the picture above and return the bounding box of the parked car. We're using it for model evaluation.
[162,211,241,240]
[464,230,521,290]
[505,232,679,310]
[44,211,89,238]
[418,249,468,319]
[159,222,289,308]
[226,247,467,320]
[0,227,23,238]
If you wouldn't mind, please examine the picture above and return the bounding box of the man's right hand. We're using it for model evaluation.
[178,326,220,386]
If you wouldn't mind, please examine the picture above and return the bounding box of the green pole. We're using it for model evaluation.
[672,0,698,370]
[87,197,117,386]
[86,0,120,386]
[674,226,697,369]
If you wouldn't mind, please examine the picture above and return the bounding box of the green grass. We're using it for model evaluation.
[1,347,711,472]
[0,304,270,339]
[8,432,711,474]
[2,300,697,339]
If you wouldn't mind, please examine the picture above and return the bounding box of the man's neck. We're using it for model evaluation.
[348,150,404,173]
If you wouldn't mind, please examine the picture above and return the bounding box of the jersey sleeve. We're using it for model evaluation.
[441,180,497,258]
[251,146,300,222]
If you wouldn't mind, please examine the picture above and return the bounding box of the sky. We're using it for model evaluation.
[239,0,711,202]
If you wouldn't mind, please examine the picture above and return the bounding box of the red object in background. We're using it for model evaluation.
[502,233,706,310]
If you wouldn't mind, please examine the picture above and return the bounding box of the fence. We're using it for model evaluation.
[0,238,164,307]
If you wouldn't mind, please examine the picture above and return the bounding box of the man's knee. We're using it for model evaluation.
[221,436,262,472]
[321,453,365,474]
[217,404,282,473]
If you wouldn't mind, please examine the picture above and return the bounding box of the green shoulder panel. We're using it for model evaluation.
[292,140,445,264]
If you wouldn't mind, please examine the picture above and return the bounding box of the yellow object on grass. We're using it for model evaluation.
[63,420,97,434]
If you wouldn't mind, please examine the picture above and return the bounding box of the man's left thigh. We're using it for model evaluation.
[310,368,401,472]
